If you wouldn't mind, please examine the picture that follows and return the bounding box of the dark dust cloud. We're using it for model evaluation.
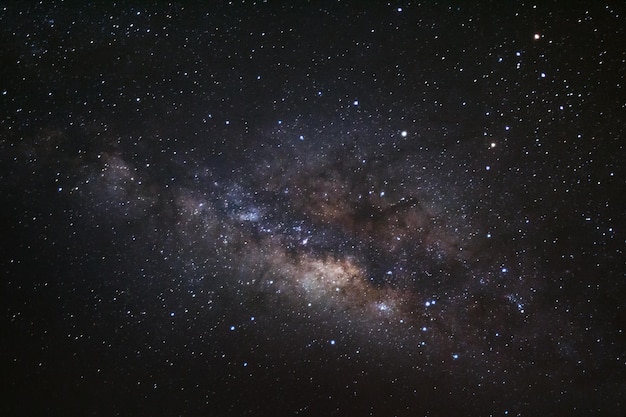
[1,2,625,416]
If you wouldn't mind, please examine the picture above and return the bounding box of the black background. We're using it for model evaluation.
[1,2,625,416]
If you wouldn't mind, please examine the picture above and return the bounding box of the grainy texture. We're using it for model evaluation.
[1,2,624,416]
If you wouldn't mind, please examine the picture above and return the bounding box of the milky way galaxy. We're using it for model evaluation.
[2,2,625,416]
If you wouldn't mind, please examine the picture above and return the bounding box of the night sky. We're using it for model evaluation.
[1,2,625,416]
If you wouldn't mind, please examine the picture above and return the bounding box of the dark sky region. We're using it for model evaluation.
[1,2,625,416]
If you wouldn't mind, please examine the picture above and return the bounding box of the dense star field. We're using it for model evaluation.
[1,2,625,416]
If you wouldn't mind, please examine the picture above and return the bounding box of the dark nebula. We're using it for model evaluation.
[1,2,625,416]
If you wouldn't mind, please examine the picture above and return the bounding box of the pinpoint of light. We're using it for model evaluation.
[330,339,336,345]
[401,130,408,137]
[230,325,236,331]
[452,353,459,360]
[534,33,541,40]
[490,142,496,148]
[353,100,359,106]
